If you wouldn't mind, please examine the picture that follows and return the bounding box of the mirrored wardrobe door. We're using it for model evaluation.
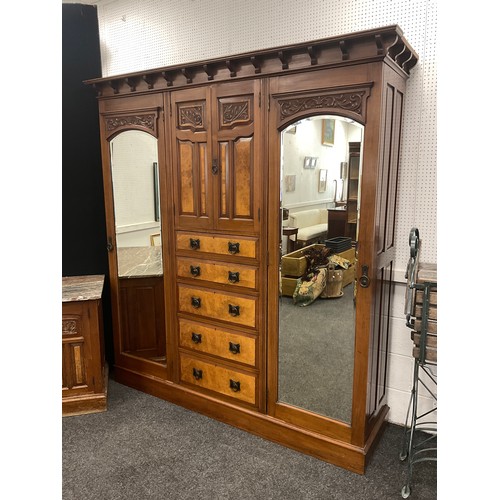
[109,130,167,365]
[277,115,364,425]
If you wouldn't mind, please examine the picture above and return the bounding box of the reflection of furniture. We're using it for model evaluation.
[62,275,107,416]
[280,244,355,296]
[288,209,328,247]
[282,226,298,253]
[89,26,418,474]
[327,207,348,238]
[346,142,361,241]
[150,233,161,246]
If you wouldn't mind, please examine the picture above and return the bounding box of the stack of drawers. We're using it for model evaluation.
[175,232,260,408]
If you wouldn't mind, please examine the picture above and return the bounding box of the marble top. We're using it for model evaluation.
[117,246,163,278]
[62,275,105,302]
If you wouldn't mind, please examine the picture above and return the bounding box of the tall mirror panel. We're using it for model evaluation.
[110,130,166,365]
[278,115,363,424]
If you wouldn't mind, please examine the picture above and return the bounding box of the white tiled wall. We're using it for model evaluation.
[91,0,438,426]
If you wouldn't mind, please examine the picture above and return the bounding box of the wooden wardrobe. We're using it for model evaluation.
[87,25,418,473]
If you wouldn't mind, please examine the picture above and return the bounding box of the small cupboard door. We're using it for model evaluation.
[170,86,213,230]
[170,81,262,234]
[212,80,262,234]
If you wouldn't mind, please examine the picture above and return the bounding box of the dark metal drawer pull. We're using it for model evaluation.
[191,332,202,344]
[229,342,240,354]
[190,238,200,250]
[228,304,240,316]
[193,368,203,380]
[229,379,241,392]
[228,242,240,254]
[228,271,240,283]
[190,265,201,277]
[191,297,202,308]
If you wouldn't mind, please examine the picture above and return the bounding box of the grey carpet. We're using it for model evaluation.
[279,284,355,423]
[62,379,437,500]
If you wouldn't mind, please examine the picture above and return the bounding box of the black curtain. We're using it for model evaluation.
[62,4,113,364]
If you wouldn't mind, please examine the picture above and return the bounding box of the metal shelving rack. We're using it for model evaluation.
[399,228,437,498]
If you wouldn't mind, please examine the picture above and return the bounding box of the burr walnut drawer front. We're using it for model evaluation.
[180,354,256,405]
[178,284,256,328]
[176,257,257,290]
[176,233,257,259]
[179,318,256,367]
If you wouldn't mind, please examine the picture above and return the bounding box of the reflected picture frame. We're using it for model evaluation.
[318,169,327,193]
[322,119,335,146]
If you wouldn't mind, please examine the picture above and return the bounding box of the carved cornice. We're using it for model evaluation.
[85,25,418,98]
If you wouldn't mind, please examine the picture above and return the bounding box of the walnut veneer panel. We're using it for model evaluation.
[180,353,256,405]
[179,318,256,366]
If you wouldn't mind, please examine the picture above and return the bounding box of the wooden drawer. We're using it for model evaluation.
[178,284,257,328]
[179,318,256,366]
[180,353,256,405]
[176,232,257,259]
[176,257,257,290]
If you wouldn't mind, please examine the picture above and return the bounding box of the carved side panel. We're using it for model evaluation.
[376,83,403,255]
[62,314,88,390]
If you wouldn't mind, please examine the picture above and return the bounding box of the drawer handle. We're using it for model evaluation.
[228,242,240,254]
[228,271,240,283]
[193,368,203,380]
[229,342,240,354]
[190,238,200,250]
[191,332,202,344]
[191,297,202,308]
[190,265,201,277]
[229,379,241,392]
[228,304,240,317]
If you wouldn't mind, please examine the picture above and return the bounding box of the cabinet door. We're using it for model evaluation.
[171,87,213,230]
[62,301,93,395]
[212,80,262,234]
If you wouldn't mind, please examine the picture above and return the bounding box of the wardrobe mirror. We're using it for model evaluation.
[110,130,167,364]
[278,115,363,423]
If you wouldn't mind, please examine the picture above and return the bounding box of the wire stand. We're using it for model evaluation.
[399,228,437,498]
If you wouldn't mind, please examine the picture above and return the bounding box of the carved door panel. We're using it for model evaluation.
[212,80,262,234]
[170,87,213,230]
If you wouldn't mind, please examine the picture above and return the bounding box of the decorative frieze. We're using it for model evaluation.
[105,113,156,132]
[278,89,370,123]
